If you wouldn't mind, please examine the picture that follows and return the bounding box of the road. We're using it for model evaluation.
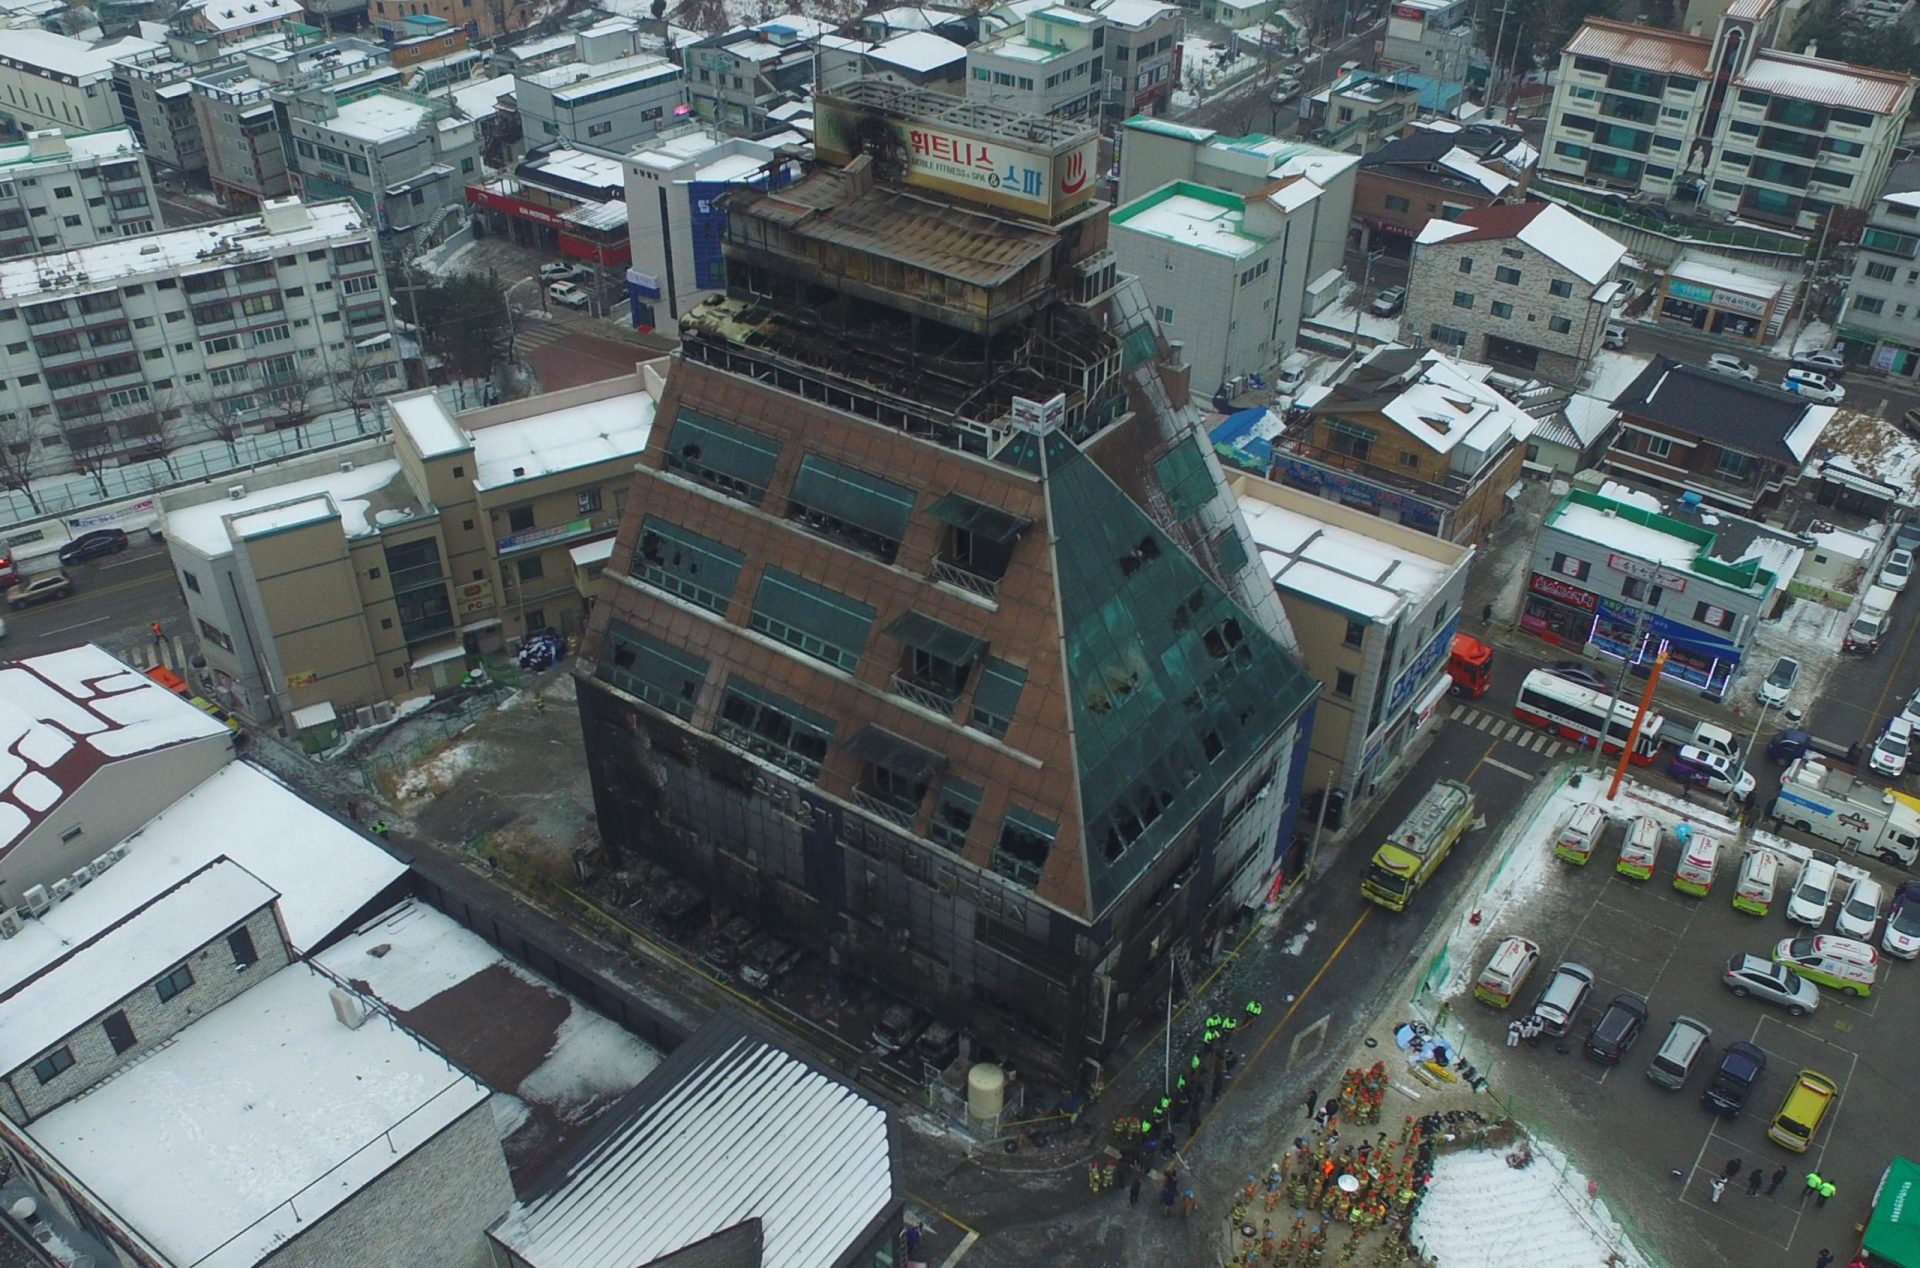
[1801,568,1920,773]
[1173,19,1388,136]
[4,541,194,671]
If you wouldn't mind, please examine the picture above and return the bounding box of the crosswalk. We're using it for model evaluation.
[1448,701,1570,758]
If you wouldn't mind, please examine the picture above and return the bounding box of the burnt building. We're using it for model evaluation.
[572,82,1319,1083]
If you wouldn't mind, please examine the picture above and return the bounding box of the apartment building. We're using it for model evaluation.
[683,17,833,133]
[0,197,400,475]
[1541,9,1915,227]
[284,88,478,251]
[623,126,793,336]
[1235,473,1471,823]
[1406,201,1628,384]
[0,645,515,1268]
[1110,175,1329,396]
[158,368,659,725]
[1835,154,1920,377]
[1523,487,1797,695]
[0,29,159,135]
[0,127,158,259]
[1092,0,1182,118]
[1275,346,1535,544]
[1602,353,1833,514]
[966,6,1106,120]
[517,52,684,152]
[1352,121,1534,254]
[574,82,1318,1084]
[1381,0,1478,81]
[111,44,221,175]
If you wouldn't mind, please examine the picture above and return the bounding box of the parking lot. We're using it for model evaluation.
[1452,780,1918,1268]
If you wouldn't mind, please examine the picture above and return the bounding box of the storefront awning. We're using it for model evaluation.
[1415,672,1451,720]
[886,611,987,666]
[846,725,945,781]
[925,493,1031,545]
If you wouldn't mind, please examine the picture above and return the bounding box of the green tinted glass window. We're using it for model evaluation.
[749,566,875,671]
[631,517,742,615]
[990,805,1057,888]
[1153,438,1214,521]
[1212,529,1248,575]
[715,677,835,781]
[789,454,915,561]
[930,777,982,851]
[601,622,708,719]
[968,658,1026,739]
[664,407,781,505]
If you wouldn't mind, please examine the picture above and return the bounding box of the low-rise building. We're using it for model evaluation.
[1381,0,1478,81]
[369,0,539,40]
[1352,121,1534,255]
[285,87,479,251]
[1522,485,1798,695]
[622,126,793,336]
[818,30,970,91]
[682,17,832,133]
[0,127,157,256]
[1525,393,1618,477]
[1275,345,1537,544]
[159,367,664,725]
[1110,175,1328,397]
[0,196,400,476]
[1093,0,1183,119]
[1301,71,1421,154]
[1406,201,1628,384]
[1235,473,1470,821]
[516,50,684,152]
[1834,153,1920,376]
[965,5,1106,120]
[0,30,159,135]
[467,143,633,281]
[1654,251,1794,345]
[1117,117,1358,289]
[1603,353,1831,514]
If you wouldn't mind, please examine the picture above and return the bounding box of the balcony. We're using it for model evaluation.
[890,671,959,715]
[852,789,918,831]
[928,558,999,601]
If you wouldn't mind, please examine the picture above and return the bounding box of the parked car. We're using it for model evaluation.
[1646,1015,1712,1089]
[1845,609,1889,654]
[1530,961,1595,1036]
[1757,656,1800,708]
[5,572,72,608]
[1722,952,1819,1016]
[1767,728,1814,763]
[1899,687,1920,731]
[1870,717,1913,778]
[1882,548,1915,592]
[1767,1068,1838,1152]
[915,1021,960,1071]
[1603,323,1628,350]
[1898,520,1920,555]
[1882,882,1920,959]
[1668,745,1755,800]
[1836,876,1886,940]
[703,915,758,969]
[1706,352,1757,381]
[1903,406,1920,439]
[1543,660,1610,691]
[58,528,128,565]
[739,936,799,989]
[1791,349,1847,376]
[1781,369,1845,403]
[547,280,590,309]
[1701,1039,1768,1116]
[1787,852,1841,926]
[873,1003,928,1053]
[1583,993,1648,1064]
[537,262,580,282]
[1369,286,1406,316]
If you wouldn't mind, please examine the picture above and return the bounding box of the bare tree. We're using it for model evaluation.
[102,390,188,481]
[184,390,251,466]
[255,374,320,448]
[59,416,118,500]
[0,412,43,515]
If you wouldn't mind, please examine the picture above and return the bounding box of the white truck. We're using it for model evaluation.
[1770,758,1920,867]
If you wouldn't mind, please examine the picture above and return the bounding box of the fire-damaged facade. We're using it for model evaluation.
[573,82,1319,1083]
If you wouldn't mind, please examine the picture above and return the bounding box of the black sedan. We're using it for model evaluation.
[58,529,128,565]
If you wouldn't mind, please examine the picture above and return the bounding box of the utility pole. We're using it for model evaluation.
[1488,0,1515,110]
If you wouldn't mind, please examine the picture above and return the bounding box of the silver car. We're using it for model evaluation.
[1722,953,1819,1016]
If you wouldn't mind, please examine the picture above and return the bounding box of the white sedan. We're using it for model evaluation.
[1882,548,1914,592]
[1883,897,1920,959]
[1899,685,1920,731]
[1871,719,1913,778]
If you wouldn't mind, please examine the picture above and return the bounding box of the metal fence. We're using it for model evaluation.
[1533,178,1808,259]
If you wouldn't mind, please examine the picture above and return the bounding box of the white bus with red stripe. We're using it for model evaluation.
[1514,669,1664,764]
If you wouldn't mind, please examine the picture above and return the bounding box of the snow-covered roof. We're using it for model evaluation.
[1668,255,1785,299]
[1112,184,1264,258]
[1358,350,1538,455]
[1559,393,1617,447]
[529,144,626,190]
[316,91,429,143]
[0,198,367,300]
[1782,404,1836,462]
[163,458,412,558]
[0,29,157,79]
[1739,49,1913,115]
[871,29,966,72]
[391,389,468,457]
[0,858,276,1074]
[563,199,628,231]
[1238,486,1452,620]
[179,0,301,32]
[628,126,736,171]
[1092,0,1181,27]
[0,126,140,171]
[0,647,229,858]
[1415,202,1624,285]
[470,389,657,492]
[1550,500,1705,569]
[493,1014,894,1268]
[1435,146,1512,195]
[231,495,336,539]
[569,536,617,567]
[29,965,490,1268]
[450,72,515,118]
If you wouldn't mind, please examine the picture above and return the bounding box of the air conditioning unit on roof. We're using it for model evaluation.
[21,885,50,916]
[49,878,71,902]
[0,909,21,939]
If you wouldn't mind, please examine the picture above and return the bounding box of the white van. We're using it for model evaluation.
[1617,815,1661,880]
[1673,832,1720,897]
[1554,803,1606,865]
[1773,934,1879,996]
[1732,848,1779,916]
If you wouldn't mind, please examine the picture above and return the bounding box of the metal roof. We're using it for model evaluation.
[1738,50,1914,115]
[494,1014,896,1268]
[1562,18,1710,76]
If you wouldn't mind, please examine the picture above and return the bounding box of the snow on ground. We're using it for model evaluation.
[1773,318,1832,359]
[393,740,478,802]
[492,1092,533,1139]
[1735,595,1847,707]
[1309,286,1404,343]
[1817,408,1920,492]
[1279,919,1316,955]
[1172,35,1259,108]
[516,998,663,1120]
[1412,1144,1649,1267]
[1582,347,1651,400]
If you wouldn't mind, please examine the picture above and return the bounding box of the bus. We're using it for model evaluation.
[1514,669,1664,764]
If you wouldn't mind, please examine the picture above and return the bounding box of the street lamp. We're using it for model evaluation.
[1355,247,1384,347]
